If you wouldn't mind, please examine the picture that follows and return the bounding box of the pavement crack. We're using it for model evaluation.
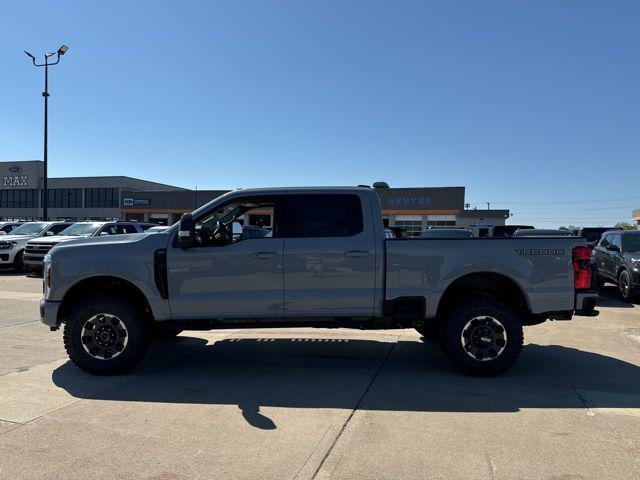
[308,340,397,480]
[571,384,595,416]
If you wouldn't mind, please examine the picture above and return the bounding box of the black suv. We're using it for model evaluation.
[593,230,640,301]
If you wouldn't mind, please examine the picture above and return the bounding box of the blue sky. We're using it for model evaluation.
[1,1,638,227]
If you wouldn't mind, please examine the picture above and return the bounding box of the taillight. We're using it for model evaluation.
[572,245,591,290]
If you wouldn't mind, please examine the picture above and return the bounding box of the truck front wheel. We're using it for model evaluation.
[440,299,523,376]
[63,296,151,375]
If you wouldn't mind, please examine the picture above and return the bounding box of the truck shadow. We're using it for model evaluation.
[51,336,640,429]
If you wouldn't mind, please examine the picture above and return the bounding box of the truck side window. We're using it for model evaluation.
[599,235,610,248]
[284,194,363,238]
[194,196,280,246]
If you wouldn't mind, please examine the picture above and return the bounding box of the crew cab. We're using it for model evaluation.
[24,221,152,272]
[40,187,597,376]
[0,221,74,271]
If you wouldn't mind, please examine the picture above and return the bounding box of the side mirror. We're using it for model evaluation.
[607,244,620,252]
[178,213,195,249]
[99,231,110,236]
[232,221,243,240]
[46,231,55,236]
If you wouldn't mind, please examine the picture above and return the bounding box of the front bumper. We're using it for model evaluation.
[40,299,61,327]
[23,253,45,270]
[0,249,18,265]
[575,290,598,316]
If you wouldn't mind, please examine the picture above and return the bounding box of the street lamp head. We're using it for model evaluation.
[23,50,36,60]
[57,45,69,56]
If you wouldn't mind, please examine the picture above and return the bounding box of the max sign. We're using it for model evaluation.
[3,175,30,187]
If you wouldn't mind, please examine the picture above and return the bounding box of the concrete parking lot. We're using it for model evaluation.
[0,273,639,480]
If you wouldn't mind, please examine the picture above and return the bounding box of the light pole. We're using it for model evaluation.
[24,45,69,221]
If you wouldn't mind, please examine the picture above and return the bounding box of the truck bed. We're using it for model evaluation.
[385,237,585,318]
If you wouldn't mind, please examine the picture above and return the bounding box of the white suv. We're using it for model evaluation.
[0,222,74,272]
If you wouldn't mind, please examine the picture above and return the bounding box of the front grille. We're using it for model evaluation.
[25,243,54,254]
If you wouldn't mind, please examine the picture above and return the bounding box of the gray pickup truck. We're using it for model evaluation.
[40,187,597,376]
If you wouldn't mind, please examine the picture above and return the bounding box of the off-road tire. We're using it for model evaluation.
[440,299,524,376]
[63,295,151,375]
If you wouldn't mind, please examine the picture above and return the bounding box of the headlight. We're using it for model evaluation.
[0,241,17,249]
[44,255,52,296]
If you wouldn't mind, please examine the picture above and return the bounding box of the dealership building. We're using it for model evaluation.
[633,209,640,227]
[1,160,510,236]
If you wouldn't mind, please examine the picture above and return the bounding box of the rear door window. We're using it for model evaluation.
[283,194,363,238]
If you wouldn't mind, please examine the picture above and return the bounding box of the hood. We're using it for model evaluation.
[30,234,93,245]
[51,232,168,255]
[0,234,38,243]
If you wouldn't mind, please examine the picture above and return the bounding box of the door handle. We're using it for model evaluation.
[345,250,369,258]
[252,251,277,259]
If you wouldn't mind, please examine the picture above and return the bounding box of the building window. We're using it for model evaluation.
[426,214,456,227]
[426,220,456,227]
[46,189,83,208]
[85,188,119,208]
[0,189,39,208]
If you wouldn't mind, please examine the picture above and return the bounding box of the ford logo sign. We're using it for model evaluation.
[8,166,22,174]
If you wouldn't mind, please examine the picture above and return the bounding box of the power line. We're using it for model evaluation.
[468,195,640,206]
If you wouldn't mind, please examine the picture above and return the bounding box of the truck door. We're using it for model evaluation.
[166,195,285,319]
[282,193,377,317]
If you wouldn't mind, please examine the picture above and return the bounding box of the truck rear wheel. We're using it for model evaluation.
[63,295,151,375]
[440,299,523,376]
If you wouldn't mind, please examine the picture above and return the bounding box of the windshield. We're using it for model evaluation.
[8,222,49,236]
[581,229,611,242]
[622,234,640,253]
[58,223,103,236]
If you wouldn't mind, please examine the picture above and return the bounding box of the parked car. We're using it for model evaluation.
[0,221,23,235]
[513,229,575,237]
[492,225,534,237]
[420,228,474,239]
[592,230,640,302]
[241,225,271,240]
[0,222,74,272]
[24,221,150,272]
[574,227,622,249]
[384,228,396,239]
[146,225,170,233]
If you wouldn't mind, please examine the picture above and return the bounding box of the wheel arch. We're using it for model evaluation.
[57,275,155,325]
[436,272,531,321]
